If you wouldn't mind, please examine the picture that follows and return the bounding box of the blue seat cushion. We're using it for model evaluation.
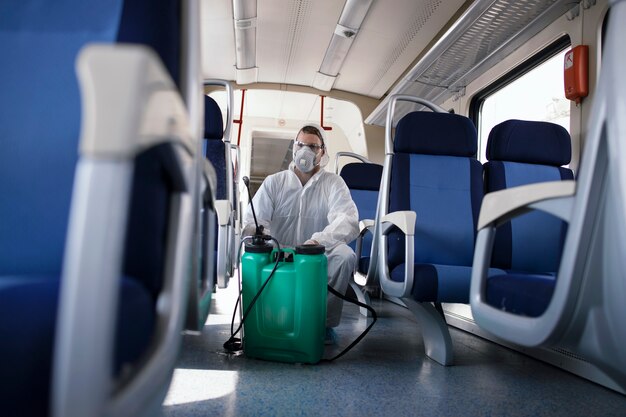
[0,277,155,417]
[390,264,507,303]
[486,273,556,317]
[390,263,473,303]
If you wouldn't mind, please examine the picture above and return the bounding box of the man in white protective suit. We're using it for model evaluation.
[242,123,359,343]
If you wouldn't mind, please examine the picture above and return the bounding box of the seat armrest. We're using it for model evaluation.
[478,181,576,230]
[77,44,194,158]
[470,180,576,347]
[353,219,376,273]
[378,210,417,298]
[359,219,375,231]
[56,44,196,417]
[214,200,232,226]
[381,211,416,235]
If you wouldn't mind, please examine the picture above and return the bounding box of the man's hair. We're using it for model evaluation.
[299,125,325,148]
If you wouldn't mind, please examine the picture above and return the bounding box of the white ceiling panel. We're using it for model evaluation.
[334,0,466,98]
[256,0,343,86]
[201,0,464,98]
[201,0,236,80]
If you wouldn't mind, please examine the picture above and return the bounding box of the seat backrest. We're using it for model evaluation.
[484,119,573,273]
[0,0,181,281]
[204,95,227,200]
[0,1,188,415]
[339,162,383,271]
[387,111,483,272]
[0,2,120,276]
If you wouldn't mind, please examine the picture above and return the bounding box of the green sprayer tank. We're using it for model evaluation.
[241,242,327,364]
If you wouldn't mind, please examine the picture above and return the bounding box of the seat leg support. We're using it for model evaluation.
[348,281,372,317]
[403,299,454,366]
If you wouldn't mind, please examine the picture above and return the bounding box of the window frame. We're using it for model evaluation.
[469,35,572,156]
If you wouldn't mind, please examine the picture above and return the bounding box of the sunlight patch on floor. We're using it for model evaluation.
[205,279,241,326]
[163,369,238,405]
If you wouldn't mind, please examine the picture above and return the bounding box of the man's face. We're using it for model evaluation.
[294,131,324,161]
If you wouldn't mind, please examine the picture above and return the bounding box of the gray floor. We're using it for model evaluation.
[163,284,626,416]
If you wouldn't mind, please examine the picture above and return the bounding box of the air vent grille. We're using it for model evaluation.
[417,0,559,88]
[365,0,573,126]
[282,0,312,83]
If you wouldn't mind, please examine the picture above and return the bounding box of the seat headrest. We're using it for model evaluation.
[486,120,571,166]
[116,0,181,88]
[204,96,223,140]
[340,162,383,191]
[394,112,477,157]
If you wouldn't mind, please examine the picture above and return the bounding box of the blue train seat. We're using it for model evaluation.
[471,2,626,391]
[376,96,497,365]
[205,95,228,200]
[339,157,383,316]
[483,120,573,317]
[0,0,201,415]
[203,92,237,289]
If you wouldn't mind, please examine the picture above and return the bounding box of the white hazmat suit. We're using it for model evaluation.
[243,163,359,327]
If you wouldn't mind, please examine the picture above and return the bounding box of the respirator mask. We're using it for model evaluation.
[293,146,319,173]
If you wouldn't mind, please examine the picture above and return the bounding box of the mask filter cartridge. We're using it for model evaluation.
[293,147,318,173]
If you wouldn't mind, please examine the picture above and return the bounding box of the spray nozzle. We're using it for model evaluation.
[243,176,270,246]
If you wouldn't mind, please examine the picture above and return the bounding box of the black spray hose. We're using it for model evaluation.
[321,285,377,362]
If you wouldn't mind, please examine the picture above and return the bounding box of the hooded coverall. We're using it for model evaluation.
[243,164,359,327]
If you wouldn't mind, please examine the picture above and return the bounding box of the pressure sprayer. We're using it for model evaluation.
[223,176,377,364]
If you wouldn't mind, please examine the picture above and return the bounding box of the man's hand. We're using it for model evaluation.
[303,239,319,245]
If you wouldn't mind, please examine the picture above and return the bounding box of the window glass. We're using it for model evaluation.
[478,49,570,162]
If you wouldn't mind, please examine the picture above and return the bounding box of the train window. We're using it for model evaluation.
[471,37,571,162]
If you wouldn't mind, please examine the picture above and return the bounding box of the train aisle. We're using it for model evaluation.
[163,280,625,416]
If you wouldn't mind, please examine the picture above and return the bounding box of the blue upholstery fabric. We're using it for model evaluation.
[349,189,378,225]
[484,119,573,315]
[340,162,383,274]
[486,273,556,317]
[340,163,383,191]
[386,111,484,302]
[205,95,224,139]
[358,257,371,275]
[0,279,59,417]
[0,278,155,417]
[205,140,227,200]
[394,112,477,156]
[0,1,124,276]
[486,119,571,166]
[408,155,478,264]
[117,0,181,86]
[204,96,227,200]
[0,1,180,415]
[123,144,186,299]
[484,120,573,273]
[203,96,228,288]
